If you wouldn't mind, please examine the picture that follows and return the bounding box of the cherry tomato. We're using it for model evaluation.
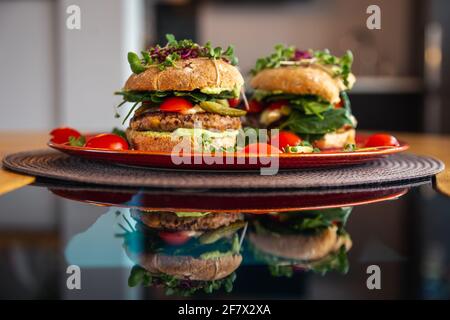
[50,127,81,144]
[270,131,302,151]
[268,100,289,110]
[247,100,263,113]
[334,100,343,109]
[159,97,193,113]
[85,134,129,150]
[268,214,281,221]
[228,98,240,108]
[243,143,282,155]
[158,231,190,245]
[365,133,400,148]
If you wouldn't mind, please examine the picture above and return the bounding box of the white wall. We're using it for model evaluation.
[0,0,56,130]
[0,0,144,131]
[58,0,144,131]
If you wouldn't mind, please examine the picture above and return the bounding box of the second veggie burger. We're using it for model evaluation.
[249,45,357,150]
[116,35,246,153]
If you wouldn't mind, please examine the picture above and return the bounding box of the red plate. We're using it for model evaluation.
[48,134,409,170]
[48,186,409,213]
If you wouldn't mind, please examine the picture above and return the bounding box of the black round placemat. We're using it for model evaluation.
[2,150,445,189]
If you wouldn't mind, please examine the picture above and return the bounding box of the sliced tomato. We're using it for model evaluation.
[228,98,240,108]
[50,127,81,144]
[85,133,129,150]
[159,97,193,113]
[365,133,400,148]
[243,142,282,155]
[158,231,190,245]
[247,100,263,113]
[268,100,289,110]
[270,131,302,151]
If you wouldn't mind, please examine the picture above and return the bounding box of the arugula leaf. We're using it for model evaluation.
[115,89,237,105]
[304,207,352,233]
[281,108,353,135]
[114,89,240,122]
[268,265,294,278]
[340,91,352,115]
[128,265,237,296]
[127,52,148,74]
[344,143,356,152]
[165,33,177,45]
[253,91,332,119]
[251,44,295,75]
[141,51,152,64]
[256,207,352,235]
[251,45,354,87]
[248,239,350,277]
[68,135,86,147]
[253,91,355,142]
[314,49,353,86]
[127,34,239,74]
[112,127,127,139]
[308,245,350,275]
[122,102,139,125]
[128,265,147,287]
[289,96,332,119]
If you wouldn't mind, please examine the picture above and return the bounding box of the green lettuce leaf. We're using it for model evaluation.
[115,89,237,104]
[248,241,350,277]
[289,96,332,119]
[255,207,352,235]
[128,265,237,296]
[281,108,353,135]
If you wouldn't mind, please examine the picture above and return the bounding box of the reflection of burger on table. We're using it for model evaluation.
[116,34,246,153]
[247,208,353,277]
[120,210,246,296]
[248,46,357,152]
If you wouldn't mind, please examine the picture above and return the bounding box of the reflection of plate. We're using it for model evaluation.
[47,184,410,213]
[48,134,409,170]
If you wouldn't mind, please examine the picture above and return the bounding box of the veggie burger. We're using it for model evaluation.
[116,35,246,153]
[249,45,357,150]
[123,210,246,296]
[248,208,353,276]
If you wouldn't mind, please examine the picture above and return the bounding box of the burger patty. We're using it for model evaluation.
[131,210,243,231]
[130,112,241,132]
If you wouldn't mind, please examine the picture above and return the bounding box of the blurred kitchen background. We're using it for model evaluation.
[1,0,449,133]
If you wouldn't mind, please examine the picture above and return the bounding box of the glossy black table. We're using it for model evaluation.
[0,178,449,300]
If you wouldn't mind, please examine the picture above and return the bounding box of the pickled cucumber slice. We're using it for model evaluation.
[199,221,246,244]
[199,101,246,117]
